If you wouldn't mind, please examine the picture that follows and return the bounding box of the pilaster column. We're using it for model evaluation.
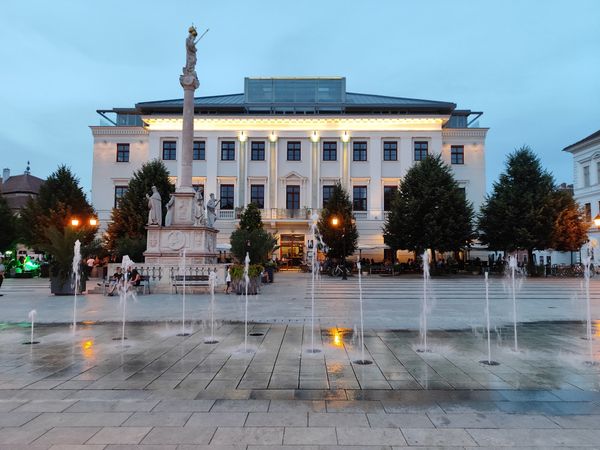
[238,136,247,208]
[269,137,277,211]
[311,135,320,209]
[177,76,198,194]
[342,138,350,190]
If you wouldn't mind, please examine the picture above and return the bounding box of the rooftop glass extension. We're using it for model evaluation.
[245,77,346,104]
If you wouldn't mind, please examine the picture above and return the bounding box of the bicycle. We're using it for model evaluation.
[330,264,352,277]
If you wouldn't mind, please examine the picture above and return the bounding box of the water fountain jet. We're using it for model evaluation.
[23,310,40,345]
[508,255,519,352]
[71,239,81,333]
[306,213,321,354]
[416,250,432,353]
[479,272,499,365]
[581,241,598,365]
[177,248,190,337]
[353,259,372,365]
[204,269,219,344]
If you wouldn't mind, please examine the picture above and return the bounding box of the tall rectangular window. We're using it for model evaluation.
[287,141,301,161]
[414,141,428,161]
[162,141,176,160]
[353,186,367,211]
[383,141,397,161]
[116,143,130,162]
[251,141,265,161]
[383,185,396,211]
[114,186,128,208]
[221,141,235,160]
[596,162,600,185]
[322,185,335,208]
[583,165,590,187]
[250,184,265,209]
[585,203,592,222]
[451,145,464,164]
[353,141,367,161]
[286,185,300,209]
[458,187,466,198]
[193,141,205,160]
[220,184,234,210]
[323,141,337,161]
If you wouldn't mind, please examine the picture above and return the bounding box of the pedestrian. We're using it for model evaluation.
[0,257,5,296]
[225,266,231,294]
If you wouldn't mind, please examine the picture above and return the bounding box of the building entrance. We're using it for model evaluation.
[279,234,305,269]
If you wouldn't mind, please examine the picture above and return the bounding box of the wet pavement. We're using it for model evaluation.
[0,274,599,448]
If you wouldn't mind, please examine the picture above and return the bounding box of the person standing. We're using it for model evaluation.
[224,265,231,294]
[0,257,5,296]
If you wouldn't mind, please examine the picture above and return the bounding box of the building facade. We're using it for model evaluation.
[91,77,488,262]
[564,129,600,243]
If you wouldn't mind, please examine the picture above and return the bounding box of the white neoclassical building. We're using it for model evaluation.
[91,77,488,263]
[564,128,600,243]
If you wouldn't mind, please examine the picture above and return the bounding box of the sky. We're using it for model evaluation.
[1,0,599,198]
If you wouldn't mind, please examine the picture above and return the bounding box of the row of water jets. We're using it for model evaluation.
[23,238,597,366]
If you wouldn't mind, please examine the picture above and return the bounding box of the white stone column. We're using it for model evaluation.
[269,136,278,212]
[177,79,198,193]
[311,133,320,209]
[238,135,247,208]
[341,134,350,190]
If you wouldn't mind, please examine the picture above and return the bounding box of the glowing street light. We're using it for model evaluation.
[594,214,600,228]
[331,216,339,227]
[89,218,98,226]
[71,218,80,227]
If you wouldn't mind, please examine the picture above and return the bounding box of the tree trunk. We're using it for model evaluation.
[527,248,535,276]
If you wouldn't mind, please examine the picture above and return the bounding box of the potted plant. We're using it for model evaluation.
[41,226,87,295]
[230,264,263,295]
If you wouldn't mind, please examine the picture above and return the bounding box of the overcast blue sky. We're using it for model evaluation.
[1,0,599,197]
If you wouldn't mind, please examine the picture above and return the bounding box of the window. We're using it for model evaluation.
[286,185,300,209]
[162,141,176,160]
[193,141,205,160]
[116,143,130,162]
[458,187,466,198]
[353,141,367,161]
[193,184,204,197]
[414,141,428,161]
[114,186,128,208]
[383,141,397,161]
[221,141,235,160]
[451,145,464,164]
[220,184,234,210]
[383,185,396,211]
[287,141,301,161]
[323,185,335,208]
[323,141,337,161]
[251,141,265,161]
[585,203,592,222]
[250,184,265,209]
[353,186,367,211]
[583,165,590,187]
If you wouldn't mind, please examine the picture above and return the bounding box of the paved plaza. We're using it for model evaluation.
[0,273,599,448]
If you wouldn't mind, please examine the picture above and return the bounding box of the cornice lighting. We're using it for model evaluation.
[238,131,247,142]
[341,131,350,143]
[310,131,319,143]
[269,131,277,142]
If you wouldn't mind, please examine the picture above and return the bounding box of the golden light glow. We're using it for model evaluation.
[71,218,80,227]
[89,218,98,226]
[238,131,247,142]
[81,339,95,360]
[143,116,446,132]
[341,131,350,143]
[269,131,277,142]
[594,215,600,227]
[310,131,320,143]
[594,320,600,338]
[329,328,345,348]
[331,216,339,227]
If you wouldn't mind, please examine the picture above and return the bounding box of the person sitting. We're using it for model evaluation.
[127,267,142,289]
[106,267,124,296]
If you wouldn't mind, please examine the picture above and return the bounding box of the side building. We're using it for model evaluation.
[564,128,600,243]
[91,77,488,263]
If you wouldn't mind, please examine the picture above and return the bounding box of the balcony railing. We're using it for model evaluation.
[218,208,391,221]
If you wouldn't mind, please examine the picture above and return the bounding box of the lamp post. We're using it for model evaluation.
[330,215,347,280]
[594,214,600,228]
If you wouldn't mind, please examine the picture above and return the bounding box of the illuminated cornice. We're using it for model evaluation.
[90,126,148,136]
[142,115,447,132]
[442,128,488,138]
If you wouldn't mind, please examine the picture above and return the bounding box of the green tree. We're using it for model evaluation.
[383,155,474,266]
[317,182,358,259]
[478,146,570,272]
[105,159,174,260]
[0,194,17,252]
[230,203,277,264]
[19,165,96,247]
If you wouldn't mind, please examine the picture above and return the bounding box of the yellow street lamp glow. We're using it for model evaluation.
[331,216,339,227]
[89,218,98,226]
[71,218,80,227]
[593,214,600,228]
[341,131,350,143]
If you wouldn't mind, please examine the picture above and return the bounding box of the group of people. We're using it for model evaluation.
[105,266,141,296]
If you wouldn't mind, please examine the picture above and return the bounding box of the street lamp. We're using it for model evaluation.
[71,218,80,227]
[89,218,98,227]
[330,215,347,280]
[593,214,600,228]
